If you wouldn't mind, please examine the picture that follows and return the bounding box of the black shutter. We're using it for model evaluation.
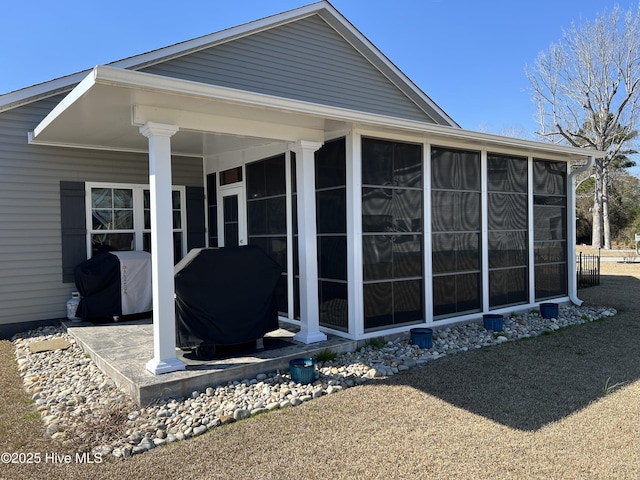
[186,186,206,251]
[60,181,87,283]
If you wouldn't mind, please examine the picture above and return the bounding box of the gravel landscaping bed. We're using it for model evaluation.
[11,303,616,459]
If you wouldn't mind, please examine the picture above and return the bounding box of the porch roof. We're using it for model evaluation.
[29,65,604,161]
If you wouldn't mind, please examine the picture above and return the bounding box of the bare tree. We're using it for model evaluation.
[526,4,640,248]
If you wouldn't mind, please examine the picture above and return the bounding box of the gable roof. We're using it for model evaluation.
[0,1,458,127]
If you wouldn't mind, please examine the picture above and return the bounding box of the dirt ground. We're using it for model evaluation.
[1,260,639,479]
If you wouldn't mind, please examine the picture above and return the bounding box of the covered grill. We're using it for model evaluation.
[174,246,282,357]
[74,251,153,319]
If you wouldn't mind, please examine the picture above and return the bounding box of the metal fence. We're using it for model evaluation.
[576,252,600,287]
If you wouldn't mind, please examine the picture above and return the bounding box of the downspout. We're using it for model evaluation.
[568,156,595,305]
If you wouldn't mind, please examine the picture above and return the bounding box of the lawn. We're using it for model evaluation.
[1,261,639,479]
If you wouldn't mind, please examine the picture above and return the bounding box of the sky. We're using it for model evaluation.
[2,0,639,173]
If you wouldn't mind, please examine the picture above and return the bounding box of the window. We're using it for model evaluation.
[88,183,186,263]
[290,139,349,328]
[142,189,185,264]
[431,146,482,318]
[362,137,423,331]
[90,187,134,253]
[316,138,348,331]
[246,154,289,314]
[206,173,218,247]
[220,167,243,185]
[487,153,529,308]
[533,160,567,299]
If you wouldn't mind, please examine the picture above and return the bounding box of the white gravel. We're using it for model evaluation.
[12,303,616,458]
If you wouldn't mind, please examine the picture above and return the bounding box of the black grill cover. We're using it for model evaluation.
[174,246,282,349]
[74,253,122,319]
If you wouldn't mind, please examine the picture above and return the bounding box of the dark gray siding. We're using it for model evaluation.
[60,181,86,283]
[141,15,434,123]
[0,96,203,326]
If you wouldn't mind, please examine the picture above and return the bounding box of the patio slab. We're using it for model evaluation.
[62,318,357,405]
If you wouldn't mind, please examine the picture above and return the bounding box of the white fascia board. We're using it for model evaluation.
[1,2,329,112]
[0,70,90,113]
[29,69,99,142]
[316,4,459,128]
[114,0,457,128]
[108,2,329,71]
[32,65,604,161]
[416,126,606,159]
[4,1,455,129]
[92,66,446,133]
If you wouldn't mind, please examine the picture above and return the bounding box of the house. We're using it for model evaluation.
[0,1,601,374]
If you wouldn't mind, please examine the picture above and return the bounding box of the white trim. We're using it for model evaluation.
[315,4,457,127]
[218,184,247,247]
[29,66,604,162]
[202,169,210,249]
[1,1,329,112]
[85,183,136,256]
[290,140,326,344]
[25,138,203,158]
[568,156,595,305]
[139,121,185,375]
[355,122,601,162]
[0,70,90,114]
[285,151,295,321]
[423,142,433,326]
[480,149,489,312]
[112,3,329,73]
[132,104,324,143]
[85,181,187,260]
[527,157,536,304]
[29,69,98,140]
[4,1,456,126]
[346,130,363,338]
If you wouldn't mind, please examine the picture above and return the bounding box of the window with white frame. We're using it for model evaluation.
[87,183,186,263]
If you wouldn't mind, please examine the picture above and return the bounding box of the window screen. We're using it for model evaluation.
[246,154,288,314]
[533,159,567,299]
[431,147,481,317]
[316,138,348,331]
[206,173,218,247]
[362,138,423,331]
[487,153,529,308]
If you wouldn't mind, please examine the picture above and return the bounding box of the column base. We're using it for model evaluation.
[145,357,186,375]
[294,330,328,344]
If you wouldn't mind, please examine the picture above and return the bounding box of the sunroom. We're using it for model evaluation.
[209,128,598,337]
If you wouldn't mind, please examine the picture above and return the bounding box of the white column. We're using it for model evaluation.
[290,140,327,344]
[345,131,363,338]
[480,150,489,312]
[140,122,185,375]
[567,156,595,305]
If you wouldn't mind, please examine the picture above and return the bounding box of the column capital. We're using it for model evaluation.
[139,121,179,139]
[288,140,323,154]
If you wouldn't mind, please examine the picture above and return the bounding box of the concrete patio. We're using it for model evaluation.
[62,318,357,405]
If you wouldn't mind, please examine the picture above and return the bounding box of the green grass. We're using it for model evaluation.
[355,337,386,352]
[315,348,337,362]
[365,338,386,349]
[603,377,628,395]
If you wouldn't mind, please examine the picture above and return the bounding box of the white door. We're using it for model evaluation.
[218,185,247,247]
